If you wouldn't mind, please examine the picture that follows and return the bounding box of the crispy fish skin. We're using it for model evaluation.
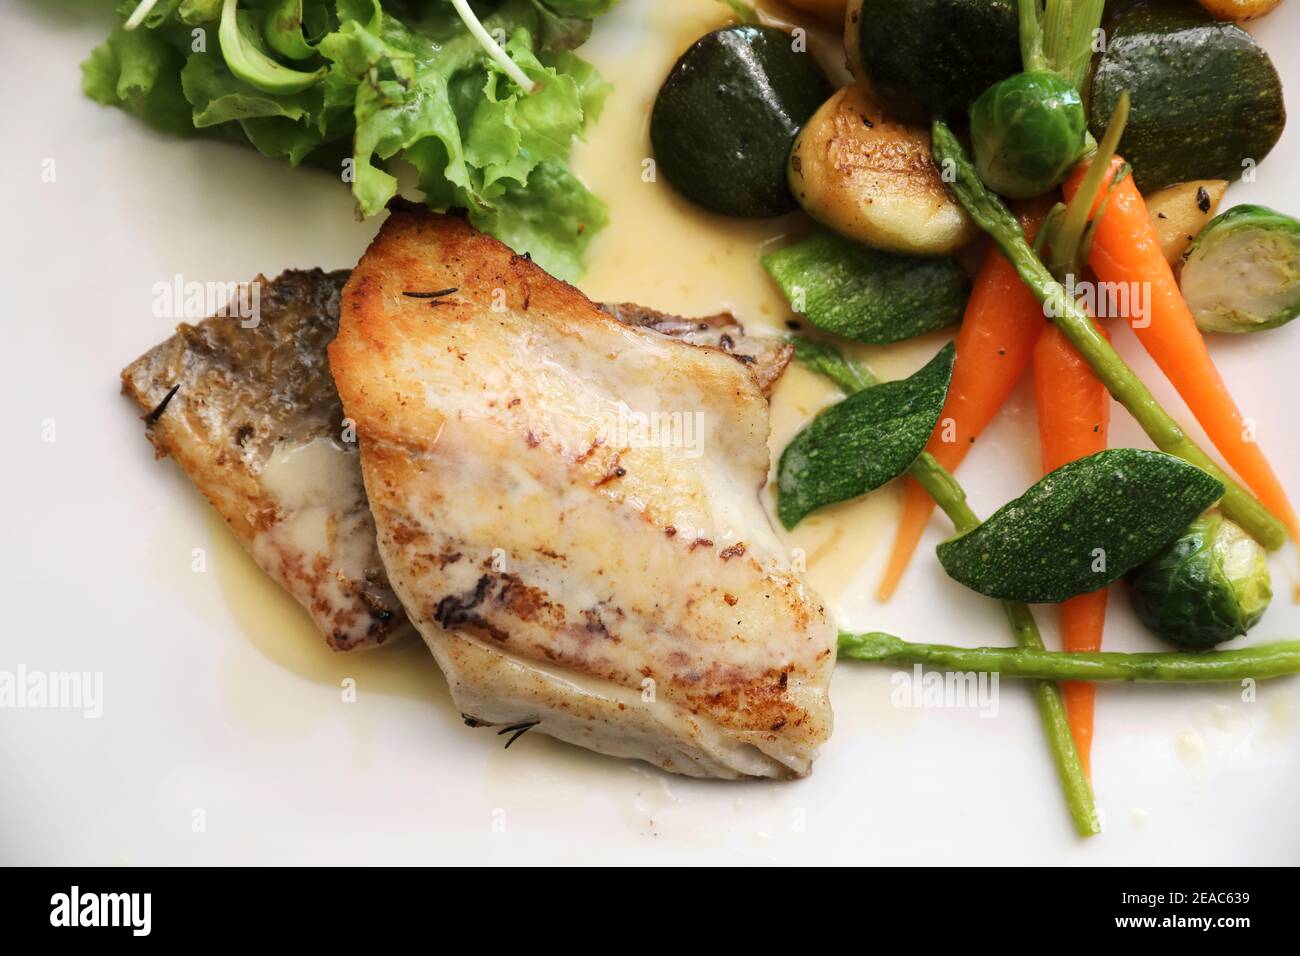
[330,206,836,779]
[121,269,407,650]
[600,303,793,396]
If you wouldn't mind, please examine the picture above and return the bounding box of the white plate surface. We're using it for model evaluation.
[2,0,1299,865]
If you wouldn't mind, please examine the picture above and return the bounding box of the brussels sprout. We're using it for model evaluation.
[1127,512,1272,650]
[1180,204,1300,333]
[969,71,1089,199]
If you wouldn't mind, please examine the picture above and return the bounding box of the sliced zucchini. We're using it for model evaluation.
[1089,0,1285,192]
[936,449,1225,604]
[1144,180,1228,268]
[777,343,956,529]
[762,230,969,344]
[854,0,1020,124]
[650,25,831,218]
[1180,204,1300,334]
[788,84,978,256]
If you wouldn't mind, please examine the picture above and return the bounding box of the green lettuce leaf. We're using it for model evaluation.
[83,23,195,136]
[539,0,618,14]
[86,0,616,277]
[473,160,608,281]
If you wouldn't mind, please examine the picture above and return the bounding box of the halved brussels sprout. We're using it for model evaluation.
[1127,512,1272,650]
[1180,204,1300,333]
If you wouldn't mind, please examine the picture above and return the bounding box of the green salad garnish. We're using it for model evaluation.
[84,0,619,279]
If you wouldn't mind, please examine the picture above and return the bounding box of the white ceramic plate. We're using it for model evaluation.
[3,0,1298,865]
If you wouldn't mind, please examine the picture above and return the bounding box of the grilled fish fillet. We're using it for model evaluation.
[330,205,836,778]
[122,270,791,656]
[121,269,407,650]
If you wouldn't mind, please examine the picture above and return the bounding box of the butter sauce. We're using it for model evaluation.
[207,511,440,700]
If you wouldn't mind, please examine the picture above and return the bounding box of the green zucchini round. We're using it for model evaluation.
[650,25,831,218]
[1089,0,1286,193]
[856,0,1021,125]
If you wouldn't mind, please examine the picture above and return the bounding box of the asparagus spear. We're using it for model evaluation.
[839,632,1300,683]
[930,121,1287,551]
[793,337,1101,837]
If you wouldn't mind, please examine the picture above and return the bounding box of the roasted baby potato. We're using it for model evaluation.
[788,83,979,255]
[1198,0,1282,21]
[1145,179,1228,268]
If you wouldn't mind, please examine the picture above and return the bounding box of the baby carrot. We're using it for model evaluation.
[1062,158,1300,542]
[878,202,1052,600]
[1033,321,1111,777]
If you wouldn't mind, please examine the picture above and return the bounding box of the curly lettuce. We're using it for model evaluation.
[83,0,616,278]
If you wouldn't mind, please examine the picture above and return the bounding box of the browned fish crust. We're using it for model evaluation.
[600,303,793,395]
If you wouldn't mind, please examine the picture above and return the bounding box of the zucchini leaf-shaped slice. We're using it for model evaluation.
[763,231,968,345]
[937,448,1224,603]
[777,342,954,529]
[219,0,325,95]
[790,336,876,394]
